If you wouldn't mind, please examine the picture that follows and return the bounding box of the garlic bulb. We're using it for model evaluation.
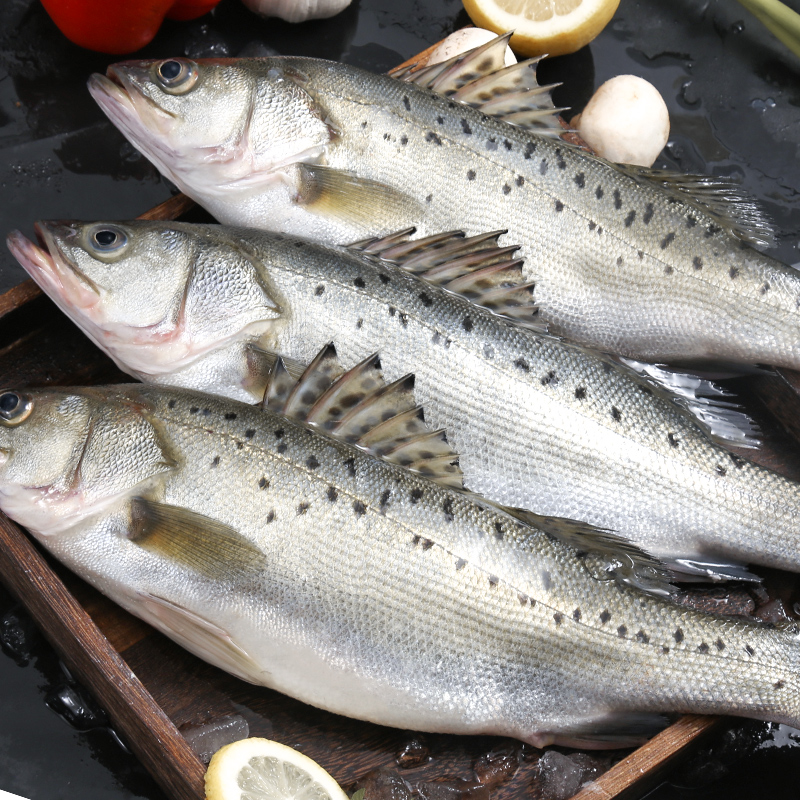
[241,0,352,23]
[427,28,516,67]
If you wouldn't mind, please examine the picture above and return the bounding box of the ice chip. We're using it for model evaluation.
[179,714,250,764]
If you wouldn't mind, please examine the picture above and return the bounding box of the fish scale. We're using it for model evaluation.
[12,219,800,578]
[4,382,799,746]
[89,50,800,369]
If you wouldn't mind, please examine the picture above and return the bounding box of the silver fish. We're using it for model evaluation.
[10,219,800,583]
[0,367,799,748]
[87,37,800,371]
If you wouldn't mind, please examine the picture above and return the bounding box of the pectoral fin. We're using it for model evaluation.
[129,497,267,580]
[136,592,266,684]
[527,712,670,749]
[294,164,421,230]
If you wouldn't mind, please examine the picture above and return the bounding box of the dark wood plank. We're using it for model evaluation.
[0,514,206,800]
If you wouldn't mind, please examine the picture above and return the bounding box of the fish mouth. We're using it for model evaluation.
[7,223,100,311]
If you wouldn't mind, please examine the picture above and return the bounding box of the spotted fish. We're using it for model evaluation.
[11,219,800,584]
[87,36,800,371]
[0,362,799,748]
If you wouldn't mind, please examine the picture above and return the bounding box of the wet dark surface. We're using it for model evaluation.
[1,0,800,798]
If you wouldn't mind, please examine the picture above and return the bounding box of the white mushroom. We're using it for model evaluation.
[240,0,352,23]
[572,75,670,167]
[427,28,517,67]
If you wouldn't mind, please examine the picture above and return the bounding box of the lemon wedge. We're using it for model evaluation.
[462,0,621,57]
[205,737,350,800]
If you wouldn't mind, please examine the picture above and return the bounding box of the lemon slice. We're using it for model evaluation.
[205,738,350,800]
[462,0,621,57]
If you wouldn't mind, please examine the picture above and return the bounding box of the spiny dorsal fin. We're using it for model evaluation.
[617,164,776,248]
[508,508,675,597]
[394,33,566,135]
[262,344,464,489]
[617,357,762,450]
[348,229,546,332]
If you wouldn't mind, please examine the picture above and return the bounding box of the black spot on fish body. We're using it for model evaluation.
[378,273,391,284]
[574,172,585,188]
[761,281,770,294]
[624,210,636,227]
[664,265,674,274]
[422,538,434,550]
[456,558,467,570]
[400,135,408,146]
[588,221,596,231]
[426,131,442,145]
[503,184,511,195]
[403,96,411,111]
[698,642,709,653]
[315,284,325,296]
[425,194,432,203]
[730,267,739,279]
[436,115,444,125]
[388,306,396,316]
[514,357,530,372]
[379,489,391,507]
[518,593,529,605]
[555,200,564,212]
[516,175,524,187]
[202,408,211,416]
[361,120,367,128]
[274,428,284,438]
[412,535,421,546]
[356,319,363,329]
[643,203,654,224]
[597,227,603,235]
[277,443,287,454]
[442,498,454,522]
[553,612,563,625]
[461,119,472,135]
[613,190,622,210]
[344,457,356,477]
[486,138,498,151]
[636,630,650,644]
[541,370,557,385]
[616,257,624,266]
[419,291,433,307]
[410,487,423,504]
[524,141,536,159]
[258,477,269,489]
[212,456,220,467]
[693,257,703,270]
[662,646,670,654]
[687,215,696,227]
[467,169,476,181]
[638,250,644,259]
[745,644,755,656]
[353,500,366,517]
[190,406,199,414]
[596,186,604,199]
[706,224,721,237]
[661,233,676,249]
[674,628,684,643]
[574,386,586,400]
[668,433,679,447]
[729,453,745,468]
[168,399,176,409]
[540,159,548,175]
[245,429,255,439]
[354,276,366,288]
[715,638,726,651]
[494,521,503,540]
[600,610,611,623]
[716,465,727,476]
[383,132,391,141]
[573,608,582,621]
[399,313,409,326]
[463,316,474,332]
[266,510,275,523]
[611,406,621,421]
[297,502,310,515]
[555,149,566,169]
[306,456,320,470]
[617,625,627,638]
[775,680,785,689]
[502,139,512,151]
[327,486,338,502]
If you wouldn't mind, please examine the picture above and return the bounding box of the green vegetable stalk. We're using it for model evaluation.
[736,0,800,58]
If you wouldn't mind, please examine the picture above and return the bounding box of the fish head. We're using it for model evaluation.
[0,387,173,536]
[88,58,334,198]
[7,221,283,378]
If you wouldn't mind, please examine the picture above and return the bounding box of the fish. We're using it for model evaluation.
[10,218,800,584]
[0,359,799,747]
[86,37,800,372]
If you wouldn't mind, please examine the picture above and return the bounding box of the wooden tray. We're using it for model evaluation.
[2,46,800,800]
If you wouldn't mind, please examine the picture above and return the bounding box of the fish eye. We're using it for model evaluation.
[86,225,129,260]
[154,58,199,94]
[0,391,33,426]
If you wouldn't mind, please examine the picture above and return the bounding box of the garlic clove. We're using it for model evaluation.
[241,0,352,23]
[427,28,517,67]
[574,75,670,168]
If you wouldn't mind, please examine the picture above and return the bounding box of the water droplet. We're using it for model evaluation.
[730,20,745,33]
[750,97,777,112]
[678,79,701,109]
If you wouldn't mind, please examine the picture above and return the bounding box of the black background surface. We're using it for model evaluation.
[1,0,800,797]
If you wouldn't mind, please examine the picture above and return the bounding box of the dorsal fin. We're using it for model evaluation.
[394,33,566,135]
[262,344,464,489]
[617,164,776,248]
[348,229,546,331]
